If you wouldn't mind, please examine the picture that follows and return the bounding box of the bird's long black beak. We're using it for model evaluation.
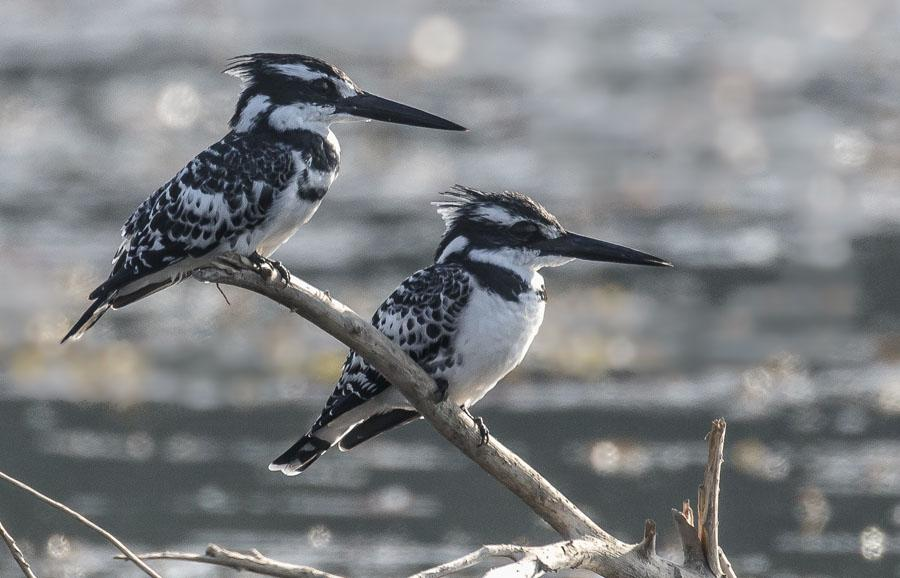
[534,232,672,267]
[336,92,466,131]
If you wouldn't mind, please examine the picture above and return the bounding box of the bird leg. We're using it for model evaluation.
[433,378,449,403]
[247,252,292,287]
[461,406,490,446]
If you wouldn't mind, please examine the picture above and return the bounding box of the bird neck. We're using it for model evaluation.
[232,94,337,144]
[248,118,336,146]
[439,241,544,302]
[231,118,341,173]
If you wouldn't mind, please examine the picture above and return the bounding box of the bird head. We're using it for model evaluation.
[434,185,671,271]
[225,53,465,133]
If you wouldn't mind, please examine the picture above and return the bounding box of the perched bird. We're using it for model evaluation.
[270,185,671,475]
[62,53,465,342]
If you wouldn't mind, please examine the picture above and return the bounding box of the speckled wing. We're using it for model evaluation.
[101,133,294,294]
[310,263,473,432]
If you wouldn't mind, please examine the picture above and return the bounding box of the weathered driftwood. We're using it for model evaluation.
[0,260,737,578]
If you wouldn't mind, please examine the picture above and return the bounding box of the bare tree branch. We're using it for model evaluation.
[673,504,706,571]
[115,544,344,578]
[637,518,657,559]
[0,470,161,578]
[699,418,726,576]
[408,544,529,578]
[0,517,37,578]
[197,260,603,540]
[719,547,738,578]
[186,262,738,578]
[414,423,739,578]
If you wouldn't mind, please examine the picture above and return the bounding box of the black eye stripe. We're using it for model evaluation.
[251,75,340,104]
[510,221,539,234]
[314,78,340,98]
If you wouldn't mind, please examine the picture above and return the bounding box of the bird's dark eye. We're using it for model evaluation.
[510,221,541,240]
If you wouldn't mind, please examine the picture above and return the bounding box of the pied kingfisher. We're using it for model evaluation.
[270,185,671,475]
[62,53,464,342]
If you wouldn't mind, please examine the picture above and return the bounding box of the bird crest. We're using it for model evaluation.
[224,53,354,86]
[433,185,562,232]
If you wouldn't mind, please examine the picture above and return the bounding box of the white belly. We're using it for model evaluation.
[254,193,322,257]
[445,279,545,407]
[239,167,337,257]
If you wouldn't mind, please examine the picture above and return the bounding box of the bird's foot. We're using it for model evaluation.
[248,252,292,287]
[462,406,490,446]
[433,378,449,403]
[474,417,490,446]
[270,259,292,287]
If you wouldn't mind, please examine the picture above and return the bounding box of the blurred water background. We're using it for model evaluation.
[2,1,900,576]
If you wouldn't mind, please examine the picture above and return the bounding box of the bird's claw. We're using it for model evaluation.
[241,252,265,274]
[433,378,449,403]
[473,416,490,446]
[248,252,292,287]
[270,259,292,288]
[462,407,489,446]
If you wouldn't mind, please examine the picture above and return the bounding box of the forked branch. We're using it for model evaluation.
[189,261,737,578]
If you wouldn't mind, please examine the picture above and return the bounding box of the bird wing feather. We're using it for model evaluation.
[310,263,473,432]
[103,133,294,293]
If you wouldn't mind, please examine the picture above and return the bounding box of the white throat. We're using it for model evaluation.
[267,103,335,134]
[467,247,542,284]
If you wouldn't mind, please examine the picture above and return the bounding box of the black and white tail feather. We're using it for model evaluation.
[61,208,197,343]
[269,433,333,474]
[269,409,420,475]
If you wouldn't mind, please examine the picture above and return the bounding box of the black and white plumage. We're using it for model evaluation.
[270,186,671,474]
[62,53,464,342]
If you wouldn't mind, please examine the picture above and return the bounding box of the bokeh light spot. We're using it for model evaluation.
[410,15,463,69]
[307,525,332,549]
[832,129,872,168]
[46,534,71,559]
[733,439,791,481]
[588,439,649,476]
[125,431,155,461]
[156,82,201,129]
[859,525,885,560]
